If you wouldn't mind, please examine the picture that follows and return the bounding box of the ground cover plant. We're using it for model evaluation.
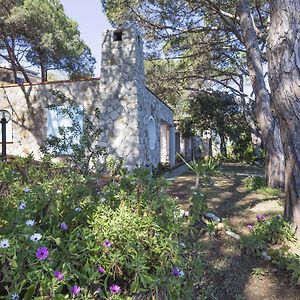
[0,156,199,299]
[243,175,282,197]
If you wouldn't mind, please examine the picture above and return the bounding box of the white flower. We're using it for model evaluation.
[11,293,19,299]
[25,220,35,226]
[178,271,185,277]
[74,207,81,212]
[0,239,10,248]
[29,233,42,242]
[56,189,62,194]
[100,197,106,203]
[18,202,26,210]
[23,188,31,193]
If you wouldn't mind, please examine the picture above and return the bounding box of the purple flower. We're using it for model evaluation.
[246,224,253,230]
[109,284,121,294]
[23,187,31,193]
[103,240,112,248]
[172,267,181,277]
[54,270,64,281]
[60,222,68,231]
[172,267,184,277]
[70,285,81,296]
[36,246,49,260]
[97,266,105,274]
[256,214,266,222]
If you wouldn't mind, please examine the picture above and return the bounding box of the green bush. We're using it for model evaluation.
[189,190,208,224]
[240,215,296,256]
[0,157,193,299]
[243,176,283,197]
[269,248,300,284]
[252,215,296,245]
[243,175,266,190]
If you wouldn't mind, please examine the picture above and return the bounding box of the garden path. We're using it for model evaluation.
[167,163,300,300]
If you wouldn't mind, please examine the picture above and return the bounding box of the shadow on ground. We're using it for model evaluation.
[167,163,300,300]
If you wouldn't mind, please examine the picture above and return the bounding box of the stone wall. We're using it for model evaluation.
[0,79,101,159]
[0,28,175,168]
[138,88,173,166]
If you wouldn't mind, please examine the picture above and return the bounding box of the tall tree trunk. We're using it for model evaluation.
[3,36,31,83]
[268,0,300,238]
[220,134,227,157]
[39,53,48,82]
[208,135,213,157]
[238,75,262,161]
[237,0,285,189]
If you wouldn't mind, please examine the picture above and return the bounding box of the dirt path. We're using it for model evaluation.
[167,164,300,300]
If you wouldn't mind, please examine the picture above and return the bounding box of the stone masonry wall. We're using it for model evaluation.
[138,88,173,166]
[0,79,101,159]
[0,28,174,168]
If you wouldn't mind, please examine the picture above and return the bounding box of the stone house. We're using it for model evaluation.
[0,28,177,168]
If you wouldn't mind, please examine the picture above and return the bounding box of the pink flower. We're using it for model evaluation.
[246,224,253,230]
[256,214,266,222]
[103,240,112,247]
[70,285,81,296]
[97,266,105,273]
[109,284,121,294]
[54,271,64,280]
[36,247,49,260]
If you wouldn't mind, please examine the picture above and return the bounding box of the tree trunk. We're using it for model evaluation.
[238,75,262,161]
[237,0,285,189]
[220,134,227,157]
[40,53,48,82]
[3,36,31,83]
[208,136,213,157]
[268,0,300,238]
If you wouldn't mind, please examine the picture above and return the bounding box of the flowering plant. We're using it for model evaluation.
[0,156,192,299]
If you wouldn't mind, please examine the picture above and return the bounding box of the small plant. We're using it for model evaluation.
[253,215,296,245]
[243,175,266,190]
[269,248,300,284]
[243,176,282,197]
[240,215,296,257]
[257,186,283,197]
[240,233,267,255]
[178,155,219,189]
[206,221,219,236]
[189,190,208,224]
[251,267,267,277]
[40,90,107,175]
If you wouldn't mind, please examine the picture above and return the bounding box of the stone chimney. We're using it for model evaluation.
[98,28,146,166]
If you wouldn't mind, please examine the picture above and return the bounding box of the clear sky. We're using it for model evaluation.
[60,0,112,76]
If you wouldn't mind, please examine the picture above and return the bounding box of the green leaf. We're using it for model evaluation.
[23,284,35,300]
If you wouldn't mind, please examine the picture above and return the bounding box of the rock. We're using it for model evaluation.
[204,212,221,222]
[261,251,272,261]
[225,230,240,240]
[179,210,190,217]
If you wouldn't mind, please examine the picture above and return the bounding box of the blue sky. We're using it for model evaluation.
[60,0,112,76]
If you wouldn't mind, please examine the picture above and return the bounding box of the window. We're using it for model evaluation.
[113,30,123,41]
[148,116,156,150]
[47,105,83,153]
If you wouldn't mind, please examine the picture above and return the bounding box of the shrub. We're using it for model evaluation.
[40,90,107,175]
[189,190,208,224]
[252,215,296,245]
[269,248,300,284]
[0,157,193,299]
[240,215,296,256]
[243,175,266,190]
